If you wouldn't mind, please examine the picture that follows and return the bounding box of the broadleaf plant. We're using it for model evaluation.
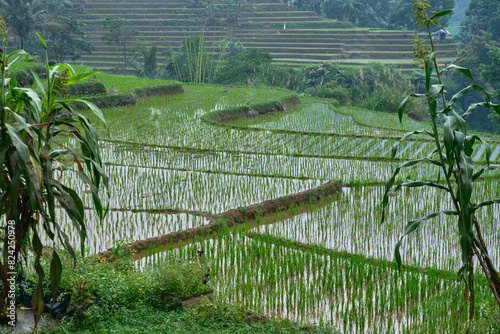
[381,0,500,332]
[0,30,108,325]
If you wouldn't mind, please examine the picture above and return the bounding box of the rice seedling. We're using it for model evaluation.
[136,229,494,333]
[262,181,500,271]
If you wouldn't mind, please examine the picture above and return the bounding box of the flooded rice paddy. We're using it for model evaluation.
[45,85,499,333]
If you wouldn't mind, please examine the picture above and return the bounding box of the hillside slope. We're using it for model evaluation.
[67,0,459,74]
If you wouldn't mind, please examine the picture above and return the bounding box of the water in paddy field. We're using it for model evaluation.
[130,176,499,333]
[250,103,360,134]
[101,141,477,184]
[58,163,322,213]
[47,84,500,333]
[40,209,210,255]
[263,183,500,271]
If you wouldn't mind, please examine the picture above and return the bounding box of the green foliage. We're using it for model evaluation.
[64,80,107,97]
[303,84,351,104]
[301,62,425,114]
[388,0,455,30]
[444,31,500,132]
[323,0,363,22]
[484,50,500,128]
[188,0,247,24]
[40,300,335,334]
[213,48,271,85]
[213,49,303,91]
[0,0,47,48]
[67,278,94,318]
[38,16,94,63]
[221,39,246,58]
[482,51,500,84]
[10,63,45,86]
[101,18,144,70]
[47,0,73,16]
[37,248,336,333]
[143,46,158,78]
[283,0,323,15]
[323,0,390,27]
[219,0,247,24]
[454,31,500,74]
[108,237,135,260]
[382,2,500,328]
[0,34,107,324]
[302,62,342,89]
[56,249,210,311]
[348,63,425,115]
[458,0,500,43]
[471,298,500,333]
[130,46,162,79]
[165,36,214,84]
[150,259,209,297]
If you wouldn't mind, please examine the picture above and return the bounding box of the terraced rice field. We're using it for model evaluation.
[49,83,500,333]
[64,0,460,73]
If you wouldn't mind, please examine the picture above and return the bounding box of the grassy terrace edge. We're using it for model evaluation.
[75,82,185,109]
[96,181,342,260]
[201,94,301,123]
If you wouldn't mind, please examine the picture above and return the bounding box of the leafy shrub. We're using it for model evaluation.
[472,298,500,333]
[213,49,303,91]
[53,249,209,310]
[303,87,317,96]
[302,63,343,89]
[64,80,107,96]
[332,86,351,104]
[42,300,340,334]
[149,259,209,297]
[347,62,425,115]
[10,64,45,86]
[302,84,351,104]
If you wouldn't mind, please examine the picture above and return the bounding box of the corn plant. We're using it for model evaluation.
[381,1,500,331]
[0,32,107,324]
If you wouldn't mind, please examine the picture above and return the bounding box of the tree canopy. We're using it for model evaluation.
[0,0,47,49]
[388,0,455,30]
[323,0,390,27]
[458,0,500,43]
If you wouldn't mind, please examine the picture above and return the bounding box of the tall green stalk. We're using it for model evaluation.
[381,0,500,332]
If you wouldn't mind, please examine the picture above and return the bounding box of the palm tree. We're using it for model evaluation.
[338,0,362,22]
[0,0,47,49]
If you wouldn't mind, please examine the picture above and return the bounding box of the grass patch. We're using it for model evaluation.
[39,301,336,334]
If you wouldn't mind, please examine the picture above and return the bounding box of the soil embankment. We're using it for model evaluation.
[96,180,342,260]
